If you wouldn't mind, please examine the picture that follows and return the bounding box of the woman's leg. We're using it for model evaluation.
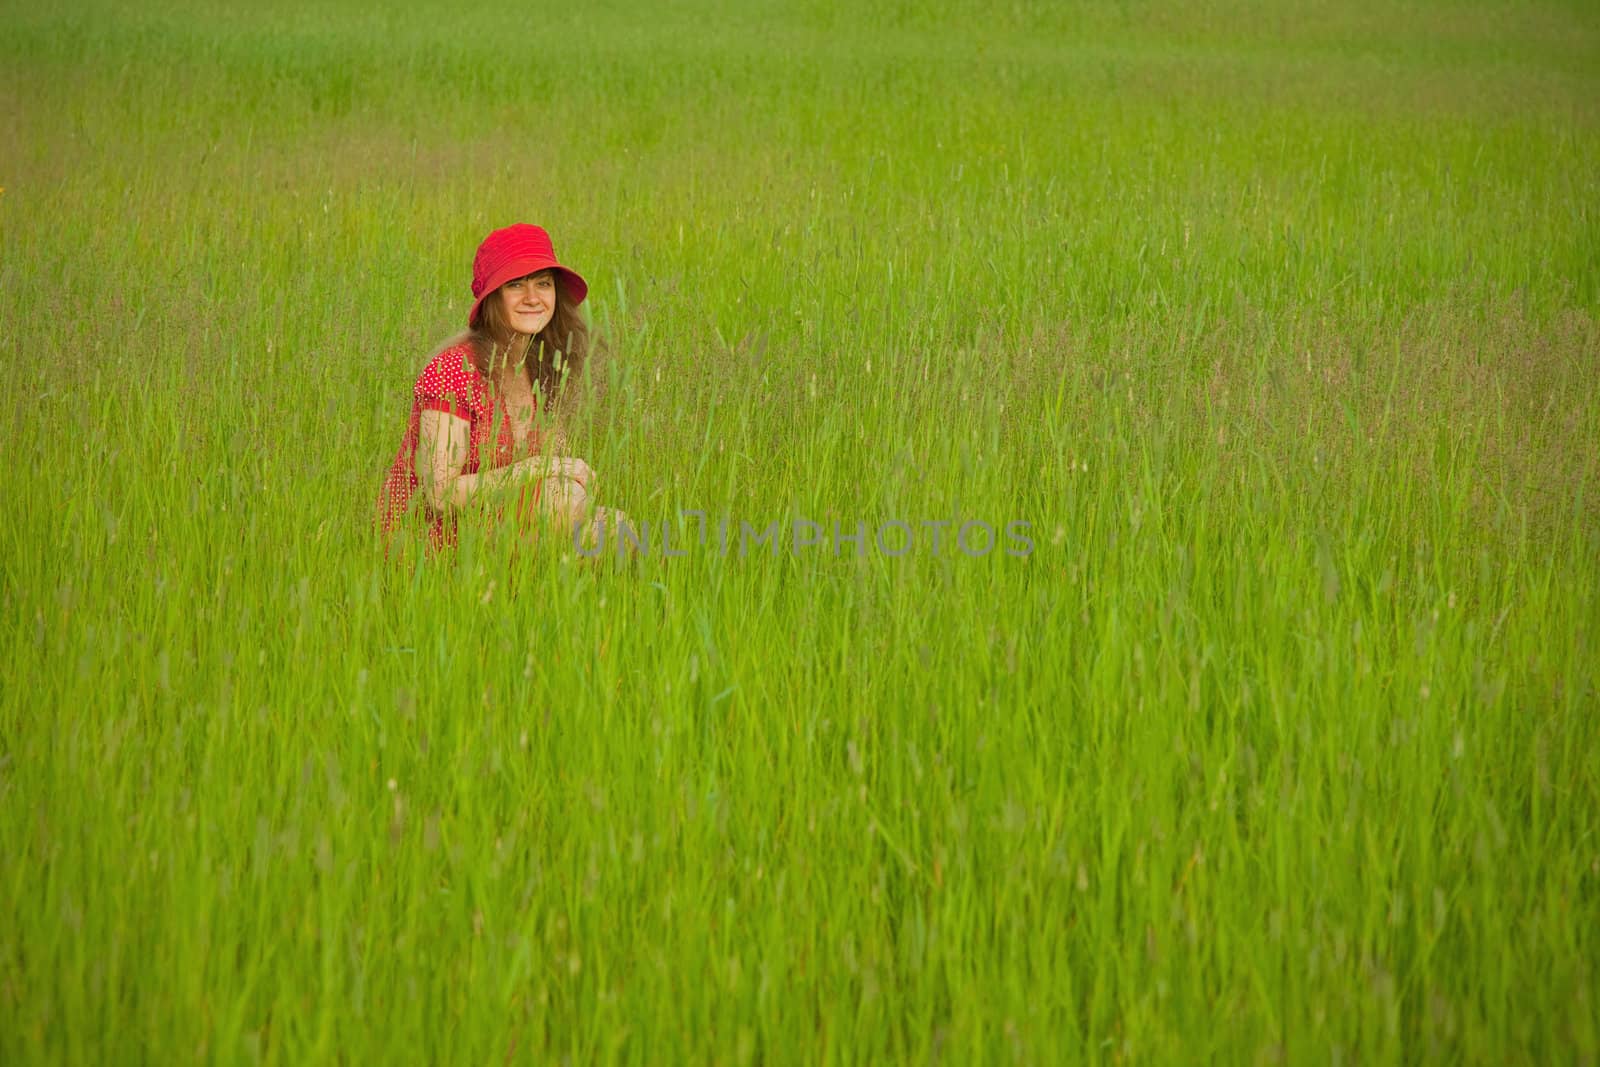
[536,476,588,526]
[535,477,633,553]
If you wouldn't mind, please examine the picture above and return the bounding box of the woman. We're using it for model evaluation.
[377,223,614,555]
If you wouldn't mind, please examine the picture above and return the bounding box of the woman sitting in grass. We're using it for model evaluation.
[377,223,620,555]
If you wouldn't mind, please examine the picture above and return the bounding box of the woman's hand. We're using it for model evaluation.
[556,457,594,490]
[508,453,591,489]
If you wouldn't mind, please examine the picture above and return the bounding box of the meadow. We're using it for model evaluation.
[2,0,1598,1061]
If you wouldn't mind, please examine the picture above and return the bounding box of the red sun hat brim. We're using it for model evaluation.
[467,223,589,329]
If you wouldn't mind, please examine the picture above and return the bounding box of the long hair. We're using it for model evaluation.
[467,274,589,410]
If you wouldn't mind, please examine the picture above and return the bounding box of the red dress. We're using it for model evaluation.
[377,342,544,553]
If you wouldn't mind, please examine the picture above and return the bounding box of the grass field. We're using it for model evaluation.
[3,0,1599,1062]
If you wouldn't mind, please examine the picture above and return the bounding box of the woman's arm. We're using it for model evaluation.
[417,411,591,511]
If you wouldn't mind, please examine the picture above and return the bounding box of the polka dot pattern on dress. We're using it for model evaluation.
[375,342,543,554]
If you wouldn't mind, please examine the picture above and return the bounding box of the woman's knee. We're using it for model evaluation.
[544,477,587,524]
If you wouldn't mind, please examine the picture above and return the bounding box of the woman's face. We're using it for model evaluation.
[497,270,557,336]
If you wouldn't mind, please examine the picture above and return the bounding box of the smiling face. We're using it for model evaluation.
[496,270,557,337]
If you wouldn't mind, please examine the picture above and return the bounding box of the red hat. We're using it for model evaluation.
[468,223,589,329]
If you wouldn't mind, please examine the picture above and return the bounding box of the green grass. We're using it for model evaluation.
[2,0,1598,1062]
